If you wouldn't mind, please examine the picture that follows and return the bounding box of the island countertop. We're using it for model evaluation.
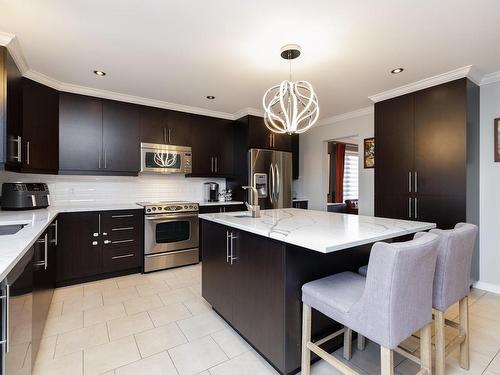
[199,208,436,253]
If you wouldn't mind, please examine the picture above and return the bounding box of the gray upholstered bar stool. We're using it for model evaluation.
[357,223,478,375]
[301,233,440,375]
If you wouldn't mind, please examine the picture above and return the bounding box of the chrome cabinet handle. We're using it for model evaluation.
[111,227,134,231]
[112,254,134,260]
[43,233,48,270]
[26,141,30,165]
[30,195,37,207]
[104,240,111,244]
[111,214,134,218]
[98,213,101,235]
[51,220,58,245]
[92,241,98,246]
[415,197,418,219]
[98,149,101,169]
[168,128,172,144]
[111,239,134,244]
[229,233,238,265]
[10,136,22,162]
[93,233,99,237]
[104,150,107,169]
[414,171,418,193]
[211,157,214,173]
[226,231,231,263]
[408,172,412,193]
[409,198,412,219]
[214,157,218,173]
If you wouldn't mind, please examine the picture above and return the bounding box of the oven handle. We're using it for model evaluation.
[145,213,199,220]
[145,248,198,257]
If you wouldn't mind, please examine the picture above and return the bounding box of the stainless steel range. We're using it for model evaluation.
[138,201,199,272]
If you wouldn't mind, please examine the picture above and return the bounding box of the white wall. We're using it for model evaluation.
[293,111,374,215]
[0,171,226,205]
[477,80,500,293]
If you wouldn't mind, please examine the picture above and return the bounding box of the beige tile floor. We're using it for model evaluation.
[33,264,500,375]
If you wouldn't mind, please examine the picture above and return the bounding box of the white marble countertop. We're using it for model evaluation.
[197,201,244,206]
[199,208,436,253]
[0,203,144,281]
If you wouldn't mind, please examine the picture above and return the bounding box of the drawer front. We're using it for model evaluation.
[103,243,142,272]
[199,204,245,214]
[101,210,142,240]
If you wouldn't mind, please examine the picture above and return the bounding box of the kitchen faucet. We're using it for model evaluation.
[242,186,261,218]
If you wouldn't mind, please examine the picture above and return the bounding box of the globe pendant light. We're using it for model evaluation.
[262,44,319,134]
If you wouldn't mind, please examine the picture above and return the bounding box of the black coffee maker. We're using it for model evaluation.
[203,182,219,202]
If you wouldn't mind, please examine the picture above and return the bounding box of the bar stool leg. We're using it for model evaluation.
[357,334,366,350]
[420,322,433,375]
[344,328,353,360]
[380,347,394,375]
[459,296,470,370]
[301,304,312,375]
[435,311,445,375]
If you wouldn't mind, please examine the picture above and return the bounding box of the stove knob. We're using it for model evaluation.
[146,208,151,212]
[158,207,162,210]
[184,205,188,209]
[152,207,156,211]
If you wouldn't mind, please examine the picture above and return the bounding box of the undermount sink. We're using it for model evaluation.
[0,224,26,236]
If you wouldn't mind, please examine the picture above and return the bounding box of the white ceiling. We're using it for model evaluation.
[1,0,500,120]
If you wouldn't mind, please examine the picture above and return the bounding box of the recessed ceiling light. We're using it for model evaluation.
[391,68,404,74]
[206,96,215,100]
[93,70,106,77]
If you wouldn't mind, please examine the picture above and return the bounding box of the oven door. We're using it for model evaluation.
[144,213,199,255]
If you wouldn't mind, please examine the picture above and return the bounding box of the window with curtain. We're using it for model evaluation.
[343,151,359,200]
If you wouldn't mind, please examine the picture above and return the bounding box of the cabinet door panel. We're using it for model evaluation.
[415,195,465,230]
[57,212,102,281]
[375,194,412,220]
[231,231,285,370]
[167,110,193,146]
[22,79,59,172]
[374,94,414,199]
[414,80,467,197]
[59,93,102,172]
[102,100,140,173]
[140,106,167,144]
[201,221,233,320]
[248,116,272,149]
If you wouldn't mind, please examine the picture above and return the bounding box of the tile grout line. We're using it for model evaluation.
[481,347,500,375]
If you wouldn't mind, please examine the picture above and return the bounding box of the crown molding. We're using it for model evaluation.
[481,70,500,86]
[233,107,264,120]
[369,65,478,103]
[0,32,29,73]
[316,106,374,127]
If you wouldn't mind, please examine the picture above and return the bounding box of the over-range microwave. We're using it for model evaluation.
[140,142,192,174]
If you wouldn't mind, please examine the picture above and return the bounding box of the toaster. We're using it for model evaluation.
[1,183,51,210]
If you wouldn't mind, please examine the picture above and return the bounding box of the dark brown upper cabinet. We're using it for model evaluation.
[5,76,59,174]
[247,116,292,152]
[59,93,140,175]
[187,113,234,177]
[374,78,479,230]
[139,107,192,146]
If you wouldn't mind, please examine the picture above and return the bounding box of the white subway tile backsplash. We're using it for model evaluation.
[0,172,226,205]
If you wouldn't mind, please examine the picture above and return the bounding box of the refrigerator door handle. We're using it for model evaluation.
[269,164,274,204]
[274,163,280,201]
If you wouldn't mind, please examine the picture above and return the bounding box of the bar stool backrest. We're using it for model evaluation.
[428,223,478,312]
[352,233,440,349]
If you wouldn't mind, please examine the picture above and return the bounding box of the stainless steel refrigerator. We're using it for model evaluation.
[248,148,292,209]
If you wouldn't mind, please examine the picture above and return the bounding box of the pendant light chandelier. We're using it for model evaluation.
[262,44,319,134]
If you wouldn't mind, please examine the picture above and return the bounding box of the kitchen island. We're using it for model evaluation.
[199,208,435,375]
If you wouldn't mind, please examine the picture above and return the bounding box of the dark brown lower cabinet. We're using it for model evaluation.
[201,220,371,375]
[198,204,246,214]
[33,220,57,361]
[57,210,143,285]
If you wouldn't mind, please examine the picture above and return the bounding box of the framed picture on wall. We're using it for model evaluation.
[495,118,500,162]
[364,137,375,168]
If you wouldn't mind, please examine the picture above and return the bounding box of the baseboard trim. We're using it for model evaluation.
[473,280,500,295]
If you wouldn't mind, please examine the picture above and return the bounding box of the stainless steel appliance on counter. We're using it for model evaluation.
[1,183,50,210]
[203,182,219,202]
[140,143,192,174]
[138,201,199,272]
[249,148,292,209]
